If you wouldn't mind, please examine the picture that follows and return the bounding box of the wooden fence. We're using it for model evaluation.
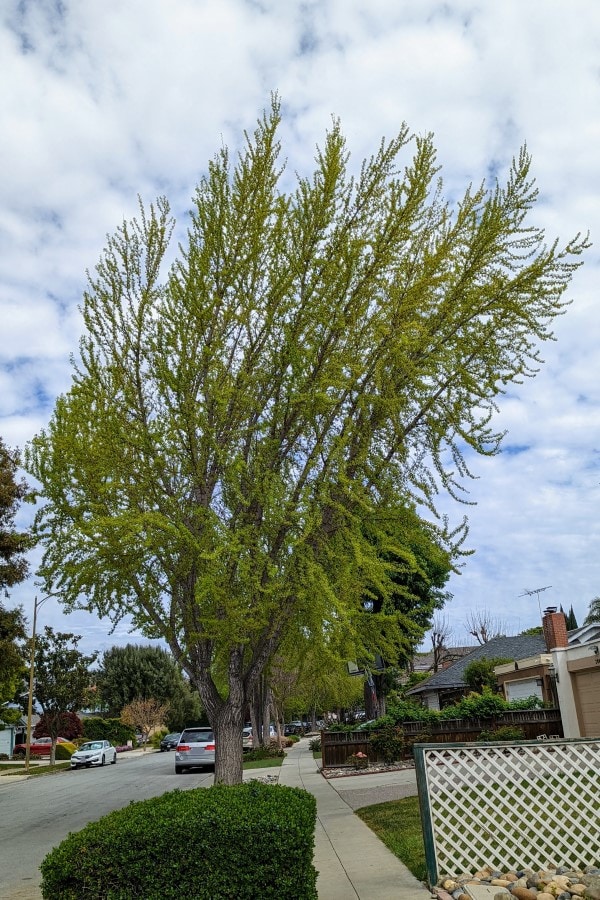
[321,708,563,768]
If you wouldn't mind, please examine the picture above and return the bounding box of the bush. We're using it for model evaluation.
[438,691,508,720]
[40,782,317,899]
[55,742,76,759]
[243,747,285,761]
[82,717,135,746]
[308,737,321,753]
[479,725,526,742]
[370,726,404,765]
[287,733,300,743]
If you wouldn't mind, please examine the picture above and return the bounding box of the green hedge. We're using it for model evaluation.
[81,717,135,746]
[40,782,318,899]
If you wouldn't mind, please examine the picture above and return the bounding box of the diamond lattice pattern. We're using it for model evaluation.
[422,740,600,878]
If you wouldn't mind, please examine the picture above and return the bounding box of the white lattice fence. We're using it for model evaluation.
[414,739,600,886]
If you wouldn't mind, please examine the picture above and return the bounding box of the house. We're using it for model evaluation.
[406,633,547,710]
[0,715,27,757]
[495,607,600,737]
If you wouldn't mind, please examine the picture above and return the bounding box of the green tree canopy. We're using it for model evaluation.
[463,657,512,693]
[97,644,202,730]
[0,601,27,724]
[0,438,33,592]
[26,100,587,783]
[584,597,600,625]
[34,627,97,762]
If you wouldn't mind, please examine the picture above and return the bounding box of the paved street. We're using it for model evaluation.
[0,750,212,899]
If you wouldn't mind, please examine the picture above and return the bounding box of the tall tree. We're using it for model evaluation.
[0,438,33,592]
[26,100,588,783]
[33,627,97,763]
[97,644,202,728]
[565,604,578,630]
[0,602,27,724]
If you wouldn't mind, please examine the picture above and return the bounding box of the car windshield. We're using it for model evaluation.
[180,730,213,742]
[80,742,102,751]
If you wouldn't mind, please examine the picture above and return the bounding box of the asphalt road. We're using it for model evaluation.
[0,750,214,899]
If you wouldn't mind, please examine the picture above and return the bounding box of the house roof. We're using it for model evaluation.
[567,622,600,645]
[406,634,547,695]
[412,646,473,672]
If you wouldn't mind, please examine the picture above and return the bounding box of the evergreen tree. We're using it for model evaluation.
[0,438,32,591]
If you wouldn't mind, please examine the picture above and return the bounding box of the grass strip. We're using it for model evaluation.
[356,797,426,883]
[242,756,283,770]
[0,761,71,777]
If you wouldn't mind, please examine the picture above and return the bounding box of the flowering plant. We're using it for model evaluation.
[347,751,369,769]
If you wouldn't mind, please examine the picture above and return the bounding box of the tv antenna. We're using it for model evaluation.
[519,585,552,618]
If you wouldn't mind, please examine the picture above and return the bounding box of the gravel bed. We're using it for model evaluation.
[321,761,415,778]
[437,865,600,899]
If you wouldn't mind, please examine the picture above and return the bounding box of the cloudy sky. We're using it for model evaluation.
[2,0,600,657]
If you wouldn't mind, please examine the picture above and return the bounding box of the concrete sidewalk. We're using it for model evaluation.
[278,741,432,899]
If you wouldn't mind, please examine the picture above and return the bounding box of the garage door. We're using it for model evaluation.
[575,669,600,737]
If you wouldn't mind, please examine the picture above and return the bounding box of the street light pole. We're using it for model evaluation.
[24,593,54,773]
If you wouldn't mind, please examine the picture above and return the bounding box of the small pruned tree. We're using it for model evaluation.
[27,99,588,784]
[430,614,454,673]
[120,698,169,749]
[465,610,507,645]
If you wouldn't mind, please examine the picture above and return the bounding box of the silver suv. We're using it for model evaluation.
[174,727,215,774]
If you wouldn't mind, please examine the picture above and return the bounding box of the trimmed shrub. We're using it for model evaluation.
[479,725,526,742]
[308,737,321,753]
[40,782,317,899]
[243,746,285,761]
[370,726,404,764]
[55,742,76,759]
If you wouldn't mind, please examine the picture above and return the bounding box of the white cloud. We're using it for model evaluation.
[3,0,600,654]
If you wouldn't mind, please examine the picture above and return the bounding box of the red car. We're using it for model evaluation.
[13,736,71,757]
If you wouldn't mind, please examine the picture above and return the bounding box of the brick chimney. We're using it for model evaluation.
[542,607,569,650]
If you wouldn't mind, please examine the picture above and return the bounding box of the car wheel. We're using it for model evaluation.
[86,763,91,767]
[111,753,116,764]
[175,766,185,774]
[101,755,105,766]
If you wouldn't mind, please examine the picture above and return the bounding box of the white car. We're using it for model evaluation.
[70,740,117,769]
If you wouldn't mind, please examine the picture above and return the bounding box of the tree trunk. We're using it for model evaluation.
[212,703,244,785]
[261,683,271,747]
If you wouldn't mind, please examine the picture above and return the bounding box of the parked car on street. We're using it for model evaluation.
[70,740,117,769]
[174,727,215,773]
[159,732,181,751]
[242,726,253,750]
[12,737,72,757]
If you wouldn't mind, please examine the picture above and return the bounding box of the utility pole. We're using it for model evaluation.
[24,593,55,773]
